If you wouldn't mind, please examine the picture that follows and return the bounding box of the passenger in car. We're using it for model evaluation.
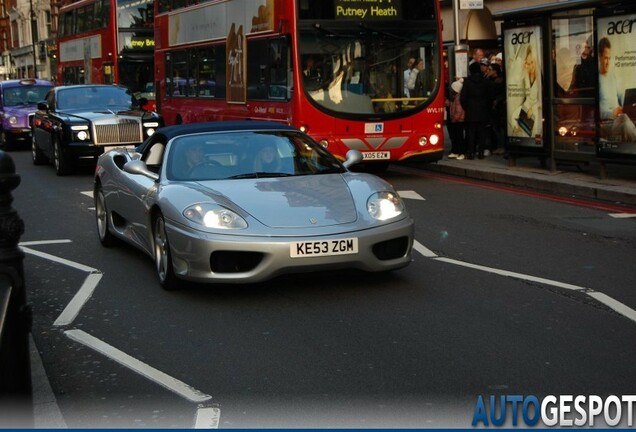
[173,142,205,178]
[253,144,281,172]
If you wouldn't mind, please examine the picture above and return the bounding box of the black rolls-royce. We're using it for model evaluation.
[32,84,163,175]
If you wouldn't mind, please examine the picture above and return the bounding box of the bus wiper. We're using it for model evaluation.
[358,23,403,40]
[312,23,341,37]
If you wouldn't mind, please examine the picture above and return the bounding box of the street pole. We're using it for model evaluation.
[29,0,38,78]
[451,0,469,80]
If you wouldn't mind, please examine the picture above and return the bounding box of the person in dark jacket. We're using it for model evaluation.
[461,61,495,159]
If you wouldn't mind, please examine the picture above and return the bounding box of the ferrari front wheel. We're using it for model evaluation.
[95,184,116,246]
[153,213,178,291]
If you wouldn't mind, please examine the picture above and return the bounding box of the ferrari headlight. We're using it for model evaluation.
[183,204,248,229]
[367,191,404,221]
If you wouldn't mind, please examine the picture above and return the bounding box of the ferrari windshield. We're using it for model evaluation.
[166,131,346,181]
[298,23,440,117]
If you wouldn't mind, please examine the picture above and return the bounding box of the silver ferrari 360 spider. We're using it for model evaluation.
[94,121,414,289]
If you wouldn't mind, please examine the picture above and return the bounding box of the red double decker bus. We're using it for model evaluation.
[57,0,156,103]
[154,0,445,165]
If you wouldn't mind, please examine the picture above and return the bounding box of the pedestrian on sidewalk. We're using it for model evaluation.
[488,63,506,155]
[461,61,494,159]
[445,78,466,160]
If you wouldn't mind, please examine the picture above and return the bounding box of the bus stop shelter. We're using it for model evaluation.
[492,0,636,177]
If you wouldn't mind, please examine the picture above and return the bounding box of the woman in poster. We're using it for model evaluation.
[510,44,541,138]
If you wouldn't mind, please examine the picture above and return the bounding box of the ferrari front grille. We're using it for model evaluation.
[93,119,143,145]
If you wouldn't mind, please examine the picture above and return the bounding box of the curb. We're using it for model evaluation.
[421,160,636,207]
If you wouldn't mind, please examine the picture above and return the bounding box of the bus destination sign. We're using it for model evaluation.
[335,0,402,20]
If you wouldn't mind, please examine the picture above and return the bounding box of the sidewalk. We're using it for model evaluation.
[413,150,636,208]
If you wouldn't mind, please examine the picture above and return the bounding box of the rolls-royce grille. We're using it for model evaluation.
[93,119,143,145]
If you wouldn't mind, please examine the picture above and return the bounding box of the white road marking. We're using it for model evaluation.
[21,246,98,273]
[194,407,221,429]
[434,257,586,291]
[81,191,93,198]
[65,329,212,404]
[20,239,73,246]
[53,272,102,327]
[397,190,425,200]
[587,292,636,323]
[411,246,636,324]
[609,213,636,219]
[413,240,437,258]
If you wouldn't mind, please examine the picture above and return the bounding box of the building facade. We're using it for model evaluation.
[0,0,55,80]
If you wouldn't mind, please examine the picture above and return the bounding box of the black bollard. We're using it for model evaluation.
[0,149,32,427]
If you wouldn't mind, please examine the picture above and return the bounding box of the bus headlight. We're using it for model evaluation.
[418,136,428,146]
[429,134,440,145]
[319,139,329,148]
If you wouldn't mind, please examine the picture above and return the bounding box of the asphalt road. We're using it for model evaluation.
[6,148,636,428]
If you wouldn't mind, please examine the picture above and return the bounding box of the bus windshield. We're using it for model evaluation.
[298,23,440,117]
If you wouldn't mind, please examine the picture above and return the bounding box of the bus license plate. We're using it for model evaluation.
[290,238,358,258]
[362,151,390,160]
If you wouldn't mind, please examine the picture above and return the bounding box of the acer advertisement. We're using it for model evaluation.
[596,12,636,158]
[504,25,544,149]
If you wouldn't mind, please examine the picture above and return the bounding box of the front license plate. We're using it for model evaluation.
[362,151,390,160]
[290,238,358,258]
[103,145,134,153]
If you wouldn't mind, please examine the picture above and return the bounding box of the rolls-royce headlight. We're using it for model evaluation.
[144,122,159,137]
[367,191,404,221]
[71,125,90,141]
[8,116,17,125]
[183,204,248,229]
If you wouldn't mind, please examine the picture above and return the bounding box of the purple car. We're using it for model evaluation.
[0,79,54,150]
